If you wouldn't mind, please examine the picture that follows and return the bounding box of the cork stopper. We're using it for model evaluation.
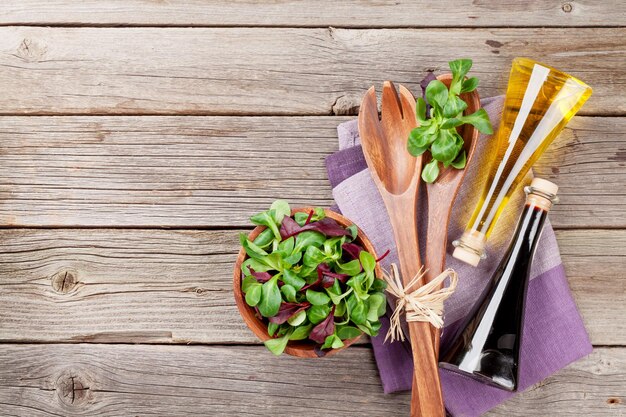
[530,178,558,196]
[525,178,559,211]
[452,230,486,267]
[452,246,482,267]
[453,179,559,268]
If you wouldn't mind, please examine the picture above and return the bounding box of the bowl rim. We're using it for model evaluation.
[233,207,382,358]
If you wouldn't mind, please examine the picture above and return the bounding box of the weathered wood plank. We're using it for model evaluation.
[0,27,622,115]
[0,228,622,345]
[0,116,622,228]
[1,1,624,27]
[0,344,622,416]
[556,230,626,347]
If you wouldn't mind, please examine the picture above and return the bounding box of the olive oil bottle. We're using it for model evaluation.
[439,178,558,391]
[453,58,591,266]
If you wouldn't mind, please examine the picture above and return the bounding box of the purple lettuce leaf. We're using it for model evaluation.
[279,216,302,239]
[267,302,311,325]
[280,217,351,240]
[307,218,352,237]
[309,306,336,344]
[375,248,390,263]
[248,267,272,283]
[420,71,437,99]
[342,242,363,260]
[301,268,322,291]
[302,263,350,291]
[420,71,437,118]
[318,263,349,288]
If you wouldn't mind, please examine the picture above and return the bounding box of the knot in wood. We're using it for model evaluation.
[331,95,359,116]
[51,270,78,294]
[56,372,91,406]
[16,38,48,62]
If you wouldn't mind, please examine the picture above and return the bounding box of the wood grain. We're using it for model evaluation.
[423,75,480,353]
[0,116,622,228]
[557,229,626,347]
[0,27,623,115]
[0,228,623,346]
[0,8,621,417]
[0,344,623,416]
[359,82,444,416]
[1,1,624,27]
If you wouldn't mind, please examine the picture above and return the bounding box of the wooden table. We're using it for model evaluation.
[0,2,624,416]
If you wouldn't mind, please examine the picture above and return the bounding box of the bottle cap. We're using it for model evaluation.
[530,178,558,196]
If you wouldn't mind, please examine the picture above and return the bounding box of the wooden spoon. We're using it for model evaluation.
[358,81,445,417]
[424,74,481,354]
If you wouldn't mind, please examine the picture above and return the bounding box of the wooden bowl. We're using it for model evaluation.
[233,208,382,358]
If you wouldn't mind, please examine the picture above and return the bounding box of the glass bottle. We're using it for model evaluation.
[452,58,591,267]
[439,178,558,391]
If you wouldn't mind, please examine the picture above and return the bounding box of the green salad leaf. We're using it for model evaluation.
[264,329,293,356]
[258,276,281,317]
[407,58,493,183]
[240,200,388,355]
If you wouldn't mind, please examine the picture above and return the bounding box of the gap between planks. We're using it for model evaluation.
[1,24,625,29]
[1,0,624,27]
[0,115,622,229]
[0,344,623,417]
[0,27,622,116]
[0,228,623,346]
[0,113,623,117]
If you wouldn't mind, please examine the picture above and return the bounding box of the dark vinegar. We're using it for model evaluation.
[439,204,548,391]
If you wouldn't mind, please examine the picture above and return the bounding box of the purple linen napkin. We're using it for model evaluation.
[325,96,592,417]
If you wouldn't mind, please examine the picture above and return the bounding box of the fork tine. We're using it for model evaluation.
[358,86,379,125]
[381,81,404,125]
[358,87,383,144]
[358,86,386,183]
[399,84,417,124]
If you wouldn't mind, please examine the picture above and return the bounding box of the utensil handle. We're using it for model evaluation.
[383,193,445,417]
[398,244,446,417]
[408,321,446,417]
[426,254,446,359]
[425,190,454,356]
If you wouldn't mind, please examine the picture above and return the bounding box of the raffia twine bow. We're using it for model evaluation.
[383,264,458,343]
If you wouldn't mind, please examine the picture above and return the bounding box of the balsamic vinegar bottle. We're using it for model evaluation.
[439,178,558,391]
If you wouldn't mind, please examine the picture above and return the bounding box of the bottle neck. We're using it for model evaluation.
[452,181,558,267]
[516,204,548,248]
[508,190,554,260]
[526,192,555,212]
